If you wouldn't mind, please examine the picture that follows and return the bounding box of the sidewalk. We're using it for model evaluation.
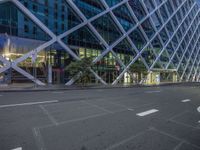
[0,82,199,92]
[0,83,136,92]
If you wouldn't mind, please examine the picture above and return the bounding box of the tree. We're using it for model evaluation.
[129,59,148,83]
[129,60,147,74]
[65,57,93,85]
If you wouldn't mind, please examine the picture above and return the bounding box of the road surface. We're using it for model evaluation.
[0,85,200,150]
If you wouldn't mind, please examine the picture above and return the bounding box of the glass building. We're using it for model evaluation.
[0,0,200,85]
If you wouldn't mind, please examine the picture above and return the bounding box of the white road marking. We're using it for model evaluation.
[174,141,184,150]
[181,99,191,103]
[32,128,46,150]
[197,106,200,113]
[127,108,134,111]
[105,131,147,150]
[54,112,108,125]
[198,120,200,123]
[137,109,159,117]
[151,127,200,149]
[39,109,127,129]
[0,100,59,108]
[83,101,113,113]
[12,147,22,150]
[170,119,200,130]
[145,91,161,94]
[52,91,64,94]
[40,105,58,126]
[168,111,188,120]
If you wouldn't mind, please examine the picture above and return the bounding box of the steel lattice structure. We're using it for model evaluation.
[0,0,200,85]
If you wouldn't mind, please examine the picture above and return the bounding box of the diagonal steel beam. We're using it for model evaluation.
[192,55,200,82]
[1,0,107,85]
[0,0,200,86]
[150,1,195,70]
[186,40,200,81]
[112,0,186,85]
[167,7,200,70]
[177,12,200,80]
[140,0,167,69]
[100,0,150,85]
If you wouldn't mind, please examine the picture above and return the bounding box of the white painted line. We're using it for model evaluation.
[168,111,188,120]
[127,108,134,111]
[198,120,200,123]
[105,131,147,150]
[32,127,46,150]
[151,128,200,149]
[83,101,113,114]
[52,91,64,94]
[39,109,126,129]
[137,109,159,117]
[145,91,161,94]
[12,147,22,150]
[58,112,108,125]
[0,100,59,108]
[174,141,184,150]
[197,106,200,113]
[40,105,58,126]
[181,99,191,103]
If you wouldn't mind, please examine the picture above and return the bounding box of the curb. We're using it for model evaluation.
[0,82,199,93]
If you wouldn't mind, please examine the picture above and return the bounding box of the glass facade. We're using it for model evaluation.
[0,0,200,85]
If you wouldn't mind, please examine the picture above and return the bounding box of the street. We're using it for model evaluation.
[0,85,200,150]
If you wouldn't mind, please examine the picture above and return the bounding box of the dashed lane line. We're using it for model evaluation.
[11,147,22,150]
[52,91,64,94]
[145,91,161,94]
[136,109,159,117]
[0,100,59,108]
[181,99,191,103]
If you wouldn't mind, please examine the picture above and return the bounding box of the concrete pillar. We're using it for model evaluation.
[48,64,52,84]
[173,72,177,83]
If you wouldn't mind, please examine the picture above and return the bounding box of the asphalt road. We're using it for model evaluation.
[0,85,200,150]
